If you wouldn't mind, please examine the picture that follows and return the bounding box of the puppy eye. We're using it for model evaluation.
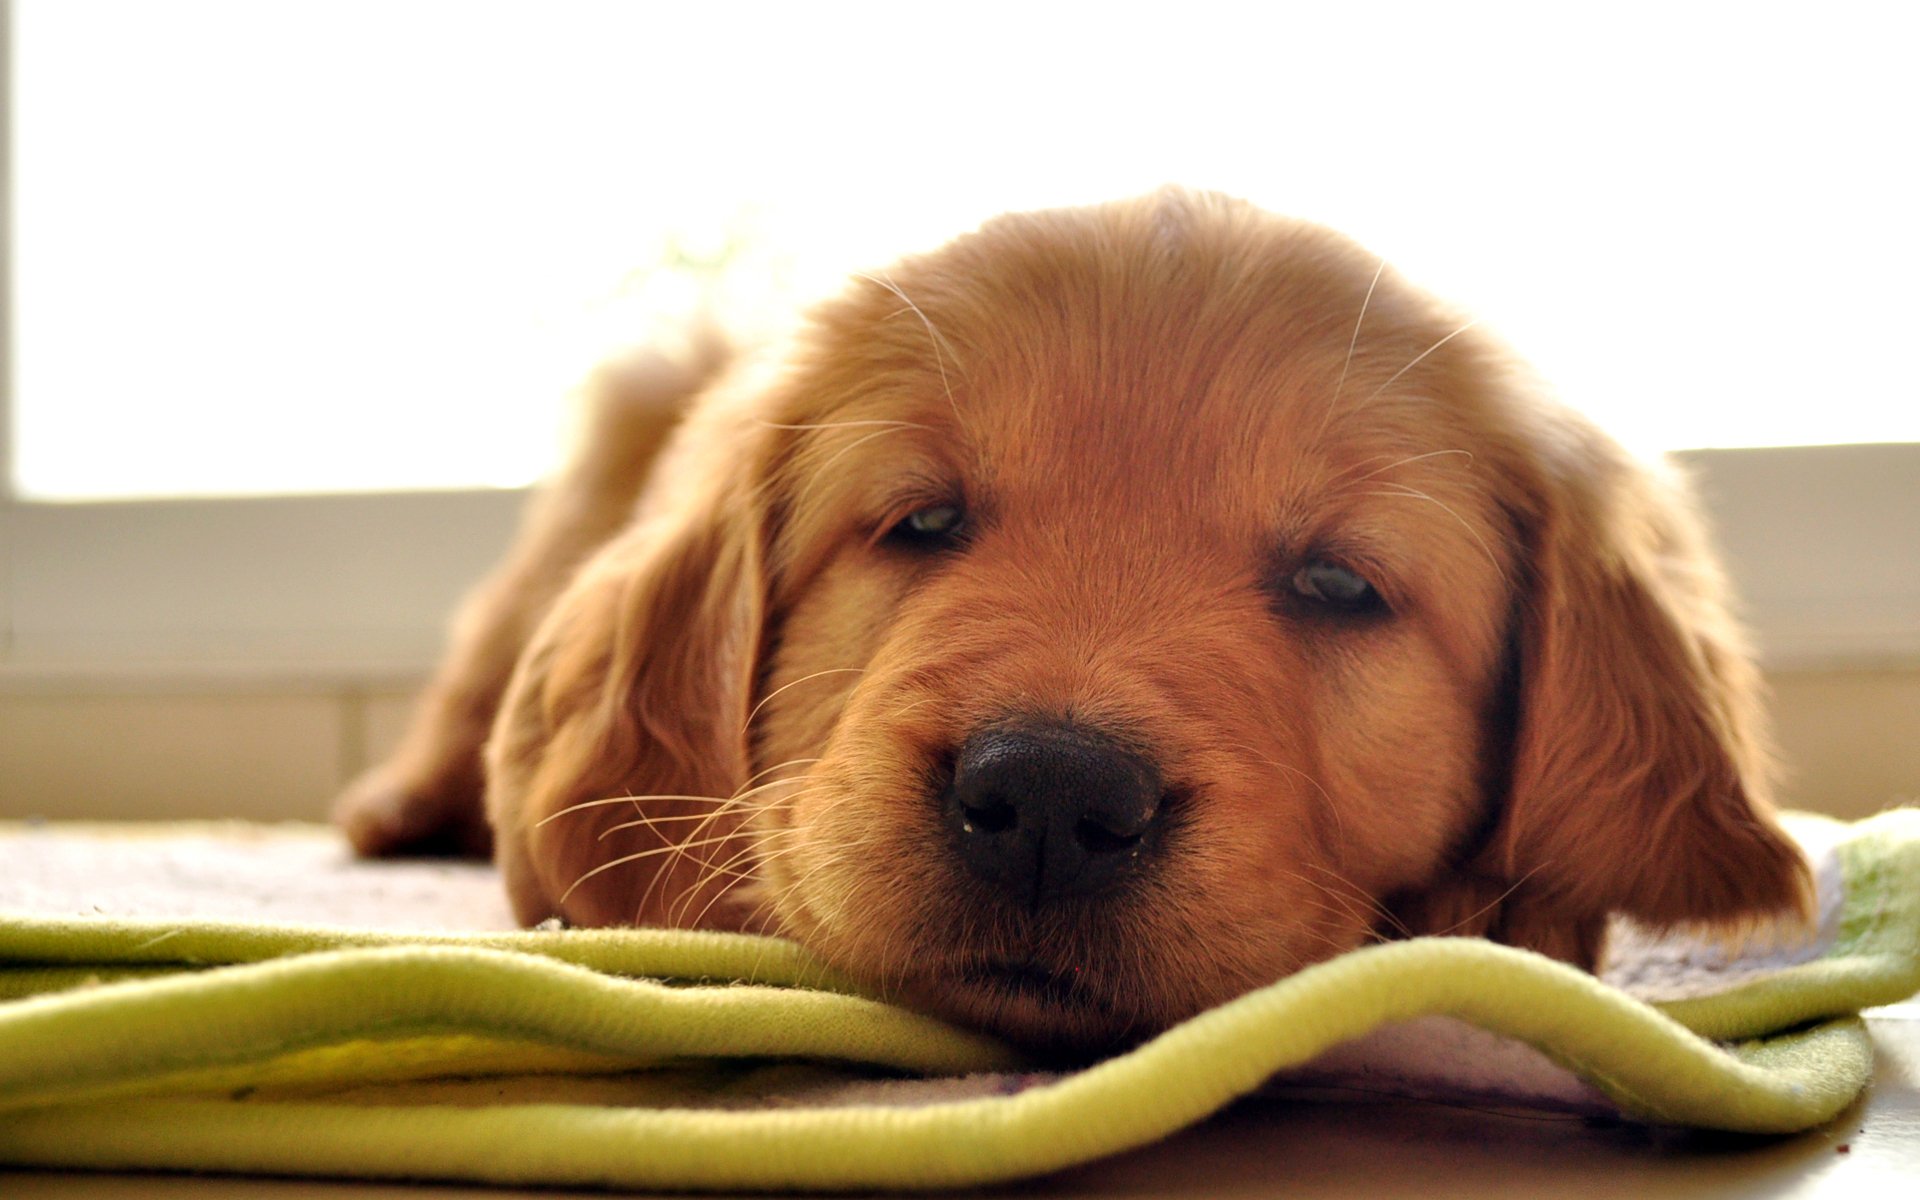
[885,503,965,549]
[1290,561,1386,615]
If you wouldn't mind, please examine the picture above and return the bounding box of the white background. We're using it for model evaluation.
[11,0,1919,500]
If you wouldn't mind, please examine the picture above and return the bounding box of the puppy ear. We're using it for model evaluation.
[487,462,765,929]
[1469,436,1810,965]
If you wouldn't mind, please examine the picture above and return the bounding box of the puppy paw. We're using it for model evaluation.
[332,766,493,859]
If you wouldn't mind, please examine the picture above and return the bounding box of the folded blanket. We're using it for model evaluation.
[0,809,1915,1192]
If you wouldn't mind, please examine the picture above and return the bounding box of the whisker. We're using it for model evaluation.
[1332,258,1386,407]
[885,695,942,721]
[1301,862,1413,939]
[1430,862,1550,937]
[1361,484,1506,578]
[630,783,829,920]
[596,792,797,840]
[675,839,775,928]
[599,808,769,832]
[1217,739,1342,842]
[1281,868,1371,929]
[1343,449,1476,486]
[737,757,823,790]
[742,668,865,735]
[559,833,748,905]
[777,426,916,519]
[1234,746,1334,806]
[614,769,815,879]
[1314,257,1387,443]
[854,271,966,428]
[1358,318,1481,406]
[737,857,800,947]
[681,856,762,892]
[537,792,748,828]
[809,426,912,482]
[756,419,937,433]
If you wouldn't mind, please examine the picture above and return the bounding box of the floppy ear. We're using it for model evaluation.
[1438,436,1810,966]
[486,462,766,930]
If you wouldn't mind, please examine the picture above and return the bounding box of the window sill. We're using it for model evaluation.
[2,445,1916,693]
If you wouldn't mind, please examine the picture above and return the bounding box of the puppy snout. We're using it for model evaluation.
[944,721,1166,905]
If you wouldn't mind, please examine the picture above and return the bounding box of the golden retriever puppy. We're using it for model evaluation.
[336,189,1809,1052]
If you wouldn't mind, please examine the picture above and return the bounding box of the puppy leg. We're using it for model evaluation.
[333,339,729,856]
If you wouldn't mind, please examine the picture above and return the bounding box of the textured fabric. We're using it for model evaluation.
[0,809,1915,1191]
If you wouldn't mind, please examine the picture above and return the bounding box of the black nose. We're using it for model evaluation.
[944,720,1166,906]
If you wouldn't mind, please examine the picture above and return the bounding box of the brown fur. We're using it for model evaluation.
[335,190,1809,1052]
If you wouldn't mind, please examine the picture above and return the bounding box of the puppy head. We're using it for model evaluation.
[498,190,1807,1051]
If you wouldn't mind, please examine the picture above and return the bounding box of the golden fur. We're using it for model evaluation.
[336,190,1809,1052]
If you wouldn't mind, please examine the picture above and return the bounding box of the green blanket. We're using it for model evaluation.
[1,809,1916,1191]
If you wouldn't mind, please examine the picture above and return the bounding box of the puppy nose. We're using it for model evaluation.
[945,721,1166,905]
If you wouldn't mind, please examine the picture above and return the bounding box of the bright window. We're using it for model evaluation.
[11,0,1919,500]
